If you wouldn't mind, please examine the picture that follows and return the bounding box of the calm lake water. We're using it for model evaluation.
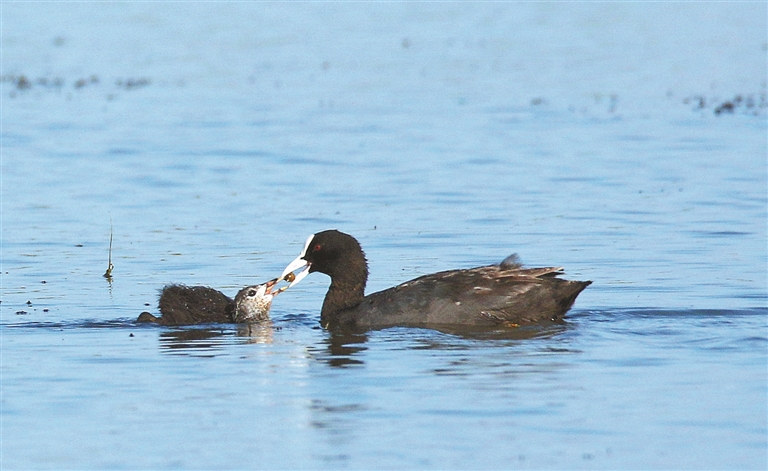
[2,3,766,469]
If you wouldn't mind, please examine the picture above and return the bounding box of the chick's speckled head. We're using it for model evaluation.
[233,283,273,323]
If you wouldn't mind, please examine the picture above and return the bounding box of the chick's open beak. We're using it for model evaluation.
[263,278,279,297]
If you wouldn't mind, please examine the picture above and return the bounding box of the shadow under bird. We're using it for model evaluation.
[276,230,591,331]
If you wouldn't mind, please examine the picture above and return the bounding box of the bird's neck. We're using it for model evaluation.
[320,262,367,326]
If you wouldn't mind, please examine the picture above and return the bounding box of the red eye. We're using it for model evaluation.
[313,244,322,252]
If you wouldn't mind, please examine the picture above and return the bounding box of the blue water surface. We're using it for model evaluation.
[2,3,766,469]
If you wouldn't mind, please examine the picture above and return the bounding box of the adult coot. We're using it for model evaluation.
[136,281,278,326]
[278,230,591,330]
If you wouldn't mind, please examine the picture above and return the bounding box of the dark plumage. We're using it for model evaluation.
[136,283,274,326]
[278,230,591,330]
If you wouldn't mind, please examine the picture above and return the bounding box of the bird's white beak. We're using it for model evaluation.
[279,256,311,288]
[277,234,314,288]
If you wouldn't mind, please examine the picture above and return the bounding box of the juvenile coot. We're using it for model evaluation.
[136,281,278,326]
[278,230,591,330]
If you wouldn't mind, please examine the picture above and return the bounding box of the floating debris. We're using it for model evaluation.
[103,223,114,280]
[714,101,735,115]
[116,78,150,90]
[16,75,32,90]
[2,73,150,94]
[74,75,99,89]
[683,92,767,116]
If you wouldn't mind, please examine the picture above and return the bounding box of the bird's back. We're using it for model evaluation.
[337,263,590,329]
[157,285,234,325]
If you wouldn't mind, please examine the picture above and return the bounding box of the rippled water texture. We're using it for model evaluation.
[2,3,766,469]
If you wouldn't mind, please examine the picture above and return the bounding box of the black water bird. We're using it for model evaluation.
[278,230,591,330]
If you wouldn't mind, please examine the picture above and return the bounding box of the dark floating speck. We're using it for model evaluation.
[16,310,28,315]
[683,92,767,116]
[714,101,735,115]
[36,76,64,88]
[17,75,32,90]
[74,78,91,89]
[4,73,149,96]
[73,75,99,89]
[116,78,150,90]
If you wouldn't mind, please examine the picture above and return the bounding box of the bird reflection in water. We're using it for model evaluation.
[236,321,275,344]
[309,330,368,367]
[158,321,276,354]
[155,320,568,359]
